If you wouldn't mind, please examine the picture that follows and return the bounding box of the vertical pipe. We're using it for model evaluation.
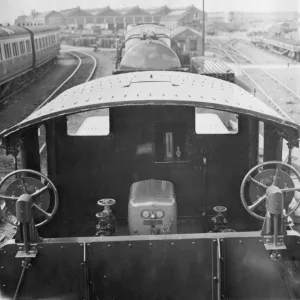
[22,224,29,254]
[217,239,221,300]
[274,215,278,247]
[202,0,205,56]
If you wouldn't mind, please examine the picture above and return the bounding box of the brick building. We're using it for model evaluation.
[160,6,204,31]
[15,5,203,34]
[171,26,203,53]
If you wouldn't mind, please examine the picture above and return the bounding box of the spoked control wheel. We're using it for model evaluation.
[0,169,59,227]
[240,161,300,220]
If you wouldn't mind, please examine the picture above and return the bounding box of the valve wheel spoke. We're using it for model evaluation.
[0,194,18,201]
[248,194,266,212]
[280,187,300,193]
[249,176,267,189]
[18,176,28,194]
[31,184,50,198]
[272,164,283,186]
[33,203,51,220]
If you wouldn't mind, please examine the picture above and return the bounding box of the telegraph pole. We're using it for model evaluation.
[202,0,205,56]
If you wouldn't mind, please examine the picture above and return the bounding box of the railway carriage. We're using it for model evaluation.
[0,27,33,89]
[0,71,300,299]
[28,26,60,68]
[0,25,60,101]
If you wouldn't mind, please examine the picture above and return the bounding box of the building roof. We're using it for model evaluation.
[118,6,149,16]
[85,6,120,16]
[59,7,80,16]
[1,71,298,137]
[67,9,92,17]
[96,6,120,17]
[171,26,202,38]
[160,10,188,22]
[35,11,55,19]
[149,5,172,16]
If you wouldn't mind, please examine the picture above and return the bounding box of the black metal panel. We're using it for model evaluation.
[224,236,296,300]
[264,123,282,162]
[39,106,261,237]
[0,242,84,299]
[88,238,212,299]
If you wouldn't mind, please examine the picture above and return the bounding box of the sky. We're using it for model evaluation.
[1,0,300,23]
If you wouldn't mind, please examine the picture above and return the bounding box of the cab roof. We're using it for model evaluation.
[1,71,299,137]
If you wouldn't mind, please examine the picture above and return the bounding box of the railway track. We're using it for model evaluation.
[37,50,97,154]
[34,51,97,113]
[211,39,297,123]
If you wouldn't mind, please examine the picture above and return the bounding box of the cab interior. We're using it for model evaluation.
[5,104,296,238]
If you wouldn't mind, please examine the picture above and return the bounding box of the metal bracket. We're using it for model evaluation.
[263,236,286,251]
[15,243,38,258]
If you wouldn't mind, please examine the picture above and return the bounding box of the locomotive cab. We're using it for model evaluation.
[0,71,300,299]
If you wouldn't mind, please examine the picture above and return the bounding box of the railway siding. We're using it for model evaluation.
[213,38,300,124]
[212,39,294,122]
[228,41,300,103]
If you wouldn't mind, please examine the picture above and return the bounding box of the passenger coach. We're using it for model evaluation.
[0,25,60,100]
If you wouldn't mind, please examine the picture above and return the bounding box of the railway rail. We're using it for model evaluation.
[211,39,298,124]
[35,51,97,113]
[37,50,97,154]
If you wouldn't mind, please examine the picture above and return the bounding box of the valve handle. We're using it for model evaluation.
[97,198,116,207]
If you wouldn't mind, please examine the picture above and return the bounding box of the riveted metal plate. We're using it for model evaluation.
[224,235,300,299]
[87,238,212,299]
[0,242,85,300]
[2,71,299,137]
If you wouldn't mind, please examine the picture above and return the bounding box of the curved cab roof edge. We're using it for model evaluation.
[1,71,299,137]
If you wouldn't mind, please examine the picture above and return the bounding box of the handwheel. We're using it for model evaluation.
[97,198,116,207]
[240,161,300,220]
[0,169,59,227]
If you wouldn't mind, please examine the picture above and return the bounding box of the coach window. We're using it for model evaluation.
[12,42,17,57]
[0,44,2,61]
[16,42,19,56]
[39,38,42,49]
[4,43,12,59]
[3,44,8,59]
[26,40,31,53]
[19,41,24,54]
[34,39,39,51]
[13,42,19,57]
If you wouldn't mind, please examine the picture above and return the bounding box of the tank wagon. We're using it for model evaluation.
[0,25,60,101]
[113,23,190,74]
